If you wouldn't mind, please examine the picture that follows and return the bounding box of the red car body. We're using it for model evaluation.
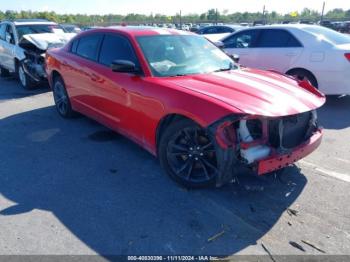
[46,27,325,187]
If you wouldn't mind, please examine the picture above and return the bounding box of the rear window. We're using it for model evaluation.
[76,34,103,61]
[303,26,350,45]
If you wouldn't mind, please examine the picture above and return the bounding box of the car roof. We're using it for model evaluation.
[200,24,242,29]
[89,26,193,37]
[240,24,320,30]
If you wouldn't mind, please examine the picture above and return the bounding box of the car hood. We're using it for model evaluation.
[164,68,325,117]
[203,33,231,42]
[22,33,76,51]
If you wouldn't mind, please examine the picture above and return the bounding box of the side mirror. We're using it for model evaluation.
[111,60,138,73]
[214,41,224,49]
[228,53,240,63]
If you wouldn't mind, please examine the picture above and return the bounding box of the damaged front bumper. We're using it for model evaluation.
[208,111,323,187]
[256,129,322,175]
[21,51,47,82]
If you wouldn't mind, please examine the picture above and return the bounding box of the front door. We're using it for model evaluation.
[2,24,16,71]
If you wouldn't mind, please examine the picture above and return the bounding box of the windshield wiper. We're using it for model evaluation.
[214,68,231,72]
[167,74,188,77]
[213,62,235,73]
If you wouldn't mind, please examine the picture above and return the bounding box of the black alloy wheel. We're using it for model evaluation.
[159,119,219,188]
[52,76,75,118]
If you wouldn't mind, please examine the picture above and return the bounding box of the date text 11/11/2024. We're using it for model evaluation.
[127,256,218,261]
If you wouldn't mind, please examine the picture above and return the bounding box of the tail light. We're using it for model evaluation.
[345,53,350,62]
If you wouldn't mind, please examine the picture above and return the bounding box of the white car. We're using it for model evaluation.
[0,19,76,89]
[218,24,350,95]
[181,24,190,31]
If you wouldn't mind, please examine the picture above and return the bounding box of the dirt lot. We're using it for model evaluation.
[0,76,350,257]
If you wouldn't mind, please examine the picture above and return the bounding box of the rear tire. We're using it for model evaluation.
[158,119,218,188]
[287,69,318,89]
[52,76,75,118]
[17,62,36,90]
[0,66,10,77]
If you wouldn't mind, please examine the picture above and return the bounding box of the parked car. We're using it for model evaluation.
[60,24,82,34]
[198,25,242,42]
[0,19,76,89]
[46,27,325,188]
[342,21,350,33]
[180,24,190,31]
[217,24,350,95]
[189,24,201,32]
[197,25,241,35]
[81,26,102,31]
[318,20,333,29]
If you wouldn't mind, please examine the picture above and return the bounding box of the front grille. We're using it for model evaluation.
[269,111,312,149]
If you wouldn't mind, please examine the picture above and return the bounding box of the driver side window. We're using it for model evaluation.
[0,24,6,40]
[223,30,260,48]
[5,25,16,44]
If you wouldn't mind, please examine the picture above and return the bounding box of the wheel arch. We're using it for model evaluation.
[155,113,197,154]
[51,70,62,82]
[50,70,63,88]
[285,67,318,87]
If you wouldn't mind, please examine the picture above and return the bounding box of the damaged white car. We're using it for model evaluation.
[0,19,76,89]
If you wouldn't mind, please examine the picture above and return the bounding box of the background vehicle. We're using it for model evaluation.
[318,20,333,29]
[0,19,76,89]
[46,27,325,188]
[218,24,350,95]
[81,26,102,31]
[180,24,190,31]
[60,24,82,33]
[197,25,242,35]
[197,25,242,42]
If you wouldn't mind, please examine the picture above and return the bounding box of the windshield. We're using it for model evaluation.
[303,26,350,45]
[137,35,236,77]
[16,24,66,40]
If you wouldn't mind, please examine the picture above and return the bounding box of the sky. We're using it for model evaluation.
[1,0,350,16]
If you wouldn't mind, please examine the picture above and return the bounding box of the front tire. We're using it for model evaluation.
[52,76,75,118]
[158,119,219,188]
[17,62,36,90]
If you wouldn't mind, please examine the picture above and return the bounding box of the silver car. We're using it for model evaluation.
[0,19,75,89]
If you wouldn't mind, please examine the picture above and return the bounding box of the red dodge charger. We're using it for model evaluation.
[45,27,325,188]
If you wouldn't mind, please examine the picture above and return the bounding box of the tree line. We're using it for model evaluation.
[1,8,349,25]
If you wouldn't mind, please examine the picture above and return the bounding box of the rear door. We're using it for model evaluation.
[252,29,304,72]
[61,33,104,109]
[222,29,261,67]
